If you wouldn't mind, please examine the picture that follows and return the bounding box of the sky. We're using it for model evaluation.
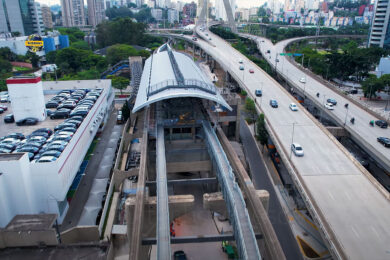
[36,0,267,8]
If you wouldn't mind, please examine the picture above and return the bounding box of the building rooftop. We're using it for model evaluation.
[133,44,231,113]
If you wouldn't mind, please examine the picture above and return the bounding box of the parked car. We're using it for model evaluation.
[117,114,124,124]
[46,101,59,108]
[16,117,38,126]
[3,114,14,123]
[324,103,334,110]
[173,250,187,260]
[0,95,9,102]
[327,98,337,105]
[68,115,84,122]
[28,136,47,144]
[375,120,388,128]
[15,146,39,154]
[5,133,25,140]
[54,122,77,131]
[0,108,4,114]
[377,137,390,147]
[0,104,8,111]
[50,108,71,119]
[63,119,81,127]
[291,143,304,156]
[46,109,54,117]
[0,144,15,151]
[0,147,13,153]
[70,110,88,118]
[37,156,57,163]
[22,142,43,148]
[29,131,50,139]
[45,144,66,152]
[32,128,53,136]
[1,138,20,145]
[255,89,262,97]
[40,150,62,158]
[289,103,298,111]
[269,99,278,108]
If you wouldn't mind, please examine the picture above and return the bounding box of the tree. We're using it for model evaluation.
[71,41,90,50]
[55,47,106,73]
[106,44,139,65]
[256,114,268,146]
[362,75,384,99]
[107,75,129,94]
[245,97,257,123]
[0,47,15,61]
[0,59,12,73]
[58,27,85,44]
[121,101,130,121]
[26,52,40,68]
[105,6,133,20]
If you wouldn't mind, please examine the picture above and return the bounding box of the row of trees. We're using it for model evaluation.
[291,40,388,82]
[95,18,163,48]
[362,74,390,99]
[105,6,155,23]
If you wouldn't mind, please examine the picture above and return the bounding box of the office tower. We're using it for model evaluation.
[369,0,390,48]
[87,0,105,27]
[41,4,53,29]
[61,0,85,27]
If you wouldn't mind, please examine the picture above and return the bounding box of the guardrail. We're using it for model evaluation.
[147,78,217,98]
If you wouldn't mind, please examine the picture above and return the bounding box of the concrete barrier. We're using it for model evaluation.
[60,226,100,244]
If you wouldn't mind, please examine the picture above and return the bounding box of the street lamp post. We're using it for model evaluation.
[289,122,297,159]
[320,94,326,124]
[301,53,305,67]
[344,106,349,126]
[242,64,245,82]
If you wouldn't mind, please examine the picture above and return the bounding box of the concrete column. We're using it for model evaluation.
[235,97,241,141]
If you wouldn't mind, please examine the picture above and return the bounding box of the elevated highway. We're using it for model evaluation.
[246,34,390,174]
[152,27,390,259]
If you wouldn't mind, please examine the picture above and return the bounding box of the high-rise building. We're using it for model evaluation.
[41,4,53,29]
[87,0,105,27]
[61,0,86,27]
[167,8,179,23]
[183,2,196,18]
[369,0,390,48]
[0,0,44,36]
[151,8,162,20]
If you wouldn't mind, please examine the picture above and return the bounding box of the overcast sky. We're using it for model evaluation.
[36,0,266,8]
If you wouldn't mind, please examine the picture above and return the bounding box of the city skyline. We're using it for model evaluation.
[36,0,267,8]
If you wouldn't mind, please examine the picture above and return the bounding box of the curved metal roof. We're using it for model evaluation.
[132,44,231,113]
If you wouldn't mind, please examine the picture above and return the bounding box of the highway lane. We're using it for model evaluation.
[240,119,303,260]
[189,26,390,260]
[247,34,390,173]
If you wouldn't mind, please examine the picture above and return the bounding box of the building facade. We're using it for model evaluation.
[0,0,45,36]
[369,0,390,48]
[41,4,53,29]
[151,8,163,20]
[87,0,106,27]
[167,8,179,23]
[61,0,86,27]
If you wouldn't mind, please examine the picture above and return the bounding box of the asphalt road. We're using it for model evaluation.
[250,34,390,172]
[185,26,390,260]
[240,119,303,260]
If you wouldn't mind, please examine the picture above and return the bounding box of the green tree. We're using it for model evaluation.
[256,114,268,146]
[121,101,130,121]
[106,44,139,65]
[58,27,85,43]
[105,6,133,19]
[0,59,12,73]
[46,50,57,63]
[0,47,15,61]
[71,41,90,50]
[107,75,129,94]
[26,52,40,68]
[55,47,106,73]
[245,97,257,123]
[362,75,384,99]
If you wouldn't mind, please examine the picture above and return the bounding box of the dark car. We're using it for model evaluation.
[0,147,13,153]
[64,119,81,127]
[46,101,59,108]
[375,120,388,128]
[50,108,71,119]
[33,128,53,136]
[173,250,187,260]
[255,89,262,97]
[0,108,4,114]
[0,105,8,111]
[0,144,15,151]
[68,115,84,122]
[46,109,54,117]
[16,117,38,126]
[28,132,50,139]
[22,141,44,148]
[4,114,14,123]
[377,137,390,147]
[70,110,88,118]
[269,99,278,108]
[326,98,337,105]
[54,122,77,131]
[5,133,25,140]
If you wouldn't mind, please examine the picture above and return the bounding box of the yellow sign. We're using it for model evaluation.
[25,34,44,53]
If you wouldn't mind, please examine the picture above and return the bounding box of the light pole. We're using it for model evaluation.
[344,106,349,126]
[302,80,306,99]
[260,82,264,107]
[289,122,297,159]
[301,53,305,67]
[320,94,326,124]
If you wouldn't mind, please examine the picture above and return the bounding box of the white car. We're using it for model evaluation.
[239,59,243,64]
[291,143,304,157]
[299,77,306,83]
[289,103,298,111]
[0,95,9,103]
[324,103,334,110]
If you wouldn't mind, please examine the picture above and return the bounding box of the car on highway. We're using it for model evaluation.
[3,114,14,123]
[208,37,212,40]
[289,103,298,111]
[255,90,262,97]
[173,250,187,260]
[249,69,254,73]
[377,137,390,147]
[239,59,243,64]
[16,117,38,126]
[266,50,270,54]
[239,65,244,70]
[291,143,304,156]
[269,99,278,108]
[375,120,388,128]
[327,98,337,105]
[324,103,334,110]
[299,77,306,83]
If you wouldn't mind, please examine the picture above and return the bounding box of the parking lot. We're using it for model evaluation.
[0,94,65,138]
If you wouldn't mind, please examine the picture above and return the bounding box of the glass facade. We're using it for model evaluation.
[19,0,34,35]
[384,20,390,49]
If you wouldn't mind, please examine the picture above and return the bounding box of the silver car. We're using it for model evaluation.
[291,143,304,157]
